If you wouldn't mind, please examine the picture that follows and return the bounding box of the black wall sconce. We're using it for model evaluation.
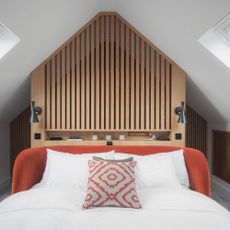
[30,101,42,123]
[175,101,186,124]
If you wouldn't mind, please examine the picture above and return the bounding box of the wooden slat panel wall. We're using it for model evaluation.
[10,107,31,174]
[42,13,173,132]
[186,104,207,155]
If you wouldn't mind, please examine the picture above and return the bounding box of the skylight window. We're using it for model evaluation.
[0,22,20,60]
[198,12,230,69]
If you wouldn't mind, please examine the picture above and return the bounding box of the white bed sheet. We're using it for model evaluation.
[0,186,229,230]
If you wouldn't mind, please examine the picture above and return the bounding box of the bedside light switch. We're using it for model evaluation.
[175,133,182,140]
[34,133,41,140]
[106,141,113,146]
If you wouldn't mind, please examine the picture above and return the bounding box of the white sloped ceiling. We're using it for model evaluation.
[0,0,230,123]
[0,0,100,121]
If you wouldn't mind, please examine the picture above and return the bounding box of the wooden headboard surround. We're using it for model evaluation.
[31,12,186,147]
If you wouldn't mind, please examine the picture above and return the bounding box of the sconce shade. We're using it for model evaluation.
[175,102,187,124]
[30,101,42,123]
[178,109,186,123]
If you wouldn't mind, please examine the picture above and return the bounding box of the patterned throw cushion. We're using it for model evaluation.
[82,160,142,209]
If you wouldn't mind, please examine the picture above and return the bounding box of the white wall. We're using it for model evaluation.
[0,123,10,191]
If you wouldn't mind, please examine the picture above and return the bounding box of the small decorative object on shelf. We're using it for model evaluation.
[67,136,83,141]
[49,136,63,141]
[128,132,149,136]
[105,134,112,141]
[119,134,125,140]
[92,134,98,141]
[148,133,156,141]
[155,132,170,141]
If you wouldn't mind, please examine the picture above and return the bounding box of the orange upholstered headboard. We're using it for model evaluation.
[12,146,210,197]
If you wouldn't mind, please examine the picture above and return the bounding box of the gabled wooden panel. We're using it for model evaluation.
[31,12,186,147]
[43,12,173,132]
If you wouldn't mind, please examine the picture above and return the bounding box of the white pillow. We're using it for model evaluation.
[40,149,115,190]
[134,157,181,189]
[114,149,189,188]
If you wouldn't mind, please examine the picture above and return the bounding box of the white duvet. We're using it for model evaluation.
[0,187,229,230]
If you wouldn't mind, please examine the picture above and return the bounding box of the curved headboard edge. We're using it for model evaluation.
[12,146,210,197]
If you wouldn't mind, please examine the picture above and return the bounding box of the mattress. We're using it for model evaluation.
[0,186,229,230]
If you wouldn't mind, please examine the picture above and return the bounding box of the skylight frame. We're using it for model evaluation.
[0,22,20,60]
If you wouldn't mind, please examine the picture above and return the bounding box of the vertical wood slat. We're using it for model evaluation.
[46,62,51,129]
[101,16,105,130]
[118,21,124,129]
[81,31,85,130]
[56,53,61,129]
[71,41,76,130]
[86,27,90,130]
[125,26,130,130]
[51,58,56,129]
[110,16,115,130]
[96,18,100,130]
[150,48,155,130]
[135,35,140,130]
[145,44,150,130]
[105,16,110,129]
[130,31,135,130]
[66,44,71,129]
[76,37,80,130]
[61,49,66,129]
[120,21,125,130]
[165,61,170,130]
[140,39,145,130]
[91,22,95,130]
[155,52,160,130]
[161,56,165,130]
[115,17,120,130]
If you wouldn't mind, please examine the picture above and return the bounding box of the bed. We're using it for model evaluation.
[0,146,229,229]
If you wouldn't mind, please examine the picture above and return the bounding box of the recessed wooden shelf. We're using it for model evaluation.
[45,129,172,132]
[112,140,172,146]
[44,140,172,147]
[44,140,107,146]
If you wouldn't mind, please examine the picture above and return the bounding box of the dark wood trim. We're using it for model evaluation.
[186,104,207,156]
[212,129,230,183]
[10,107,31,175]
